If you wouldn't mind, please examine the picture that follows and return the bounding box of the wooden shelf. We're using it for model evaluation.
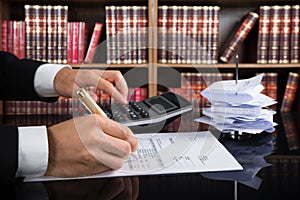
[157,63,300,69]
[71,63,149,69]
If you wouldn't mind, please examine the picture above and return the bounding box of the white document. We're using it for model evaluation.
[201,73,264,104]
[24,131,242,182]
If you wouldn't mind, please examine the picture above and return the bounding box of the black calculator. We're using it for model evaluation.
[80,92,193,133]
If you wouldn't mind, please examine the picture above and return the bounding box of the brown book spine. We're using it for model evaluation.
[56,5,68,64]
[105,6,114,64]
[84,22,104,63]
[280,72,300,111]
[200,6,209,64]
[167,6,178,64]
[158,6,168,63]
[290,5,300,63]
[47,5,58,63]
[220,12,259,63]
[279,5,291,64]
[257,6,271,64]
[268,5,281,64]
[211,6,220,64]
[24,5,37,60]
[36,5,47,62]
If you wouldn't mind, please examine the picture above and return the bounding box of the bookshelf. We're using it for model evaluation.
[1,0,300,115]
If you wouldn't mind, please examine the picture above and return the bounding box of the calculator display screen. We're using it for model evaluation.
[144,96,177,114]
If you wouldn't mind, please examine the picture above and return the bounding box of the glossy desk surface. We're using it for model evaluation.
[1,112,300,199]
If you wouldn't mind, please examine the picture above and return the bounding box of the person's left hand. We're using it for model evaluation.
[53,68,128,104]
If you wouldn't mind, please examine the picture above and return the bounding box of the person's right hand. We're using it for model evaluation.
[45,114,138,178]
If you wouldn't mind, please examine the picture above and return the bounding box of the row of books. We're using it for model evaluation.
[158,5,220,64]
[2,4,300,65]
[3,87,147,115]
[257,5,300,64]
[105,6,148,64]
[1,19,96,64]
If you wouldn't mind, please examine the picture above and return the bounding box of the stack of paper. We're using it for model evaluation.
[195,73,278,134]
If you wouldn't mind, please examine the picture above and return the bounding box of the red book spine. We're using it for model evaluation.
[220,12,259,63]
[78,22,88,64]
[12,21,21,58]
[19,21,26,59]
[72,22,79,64]
[1,20,8,51]
[67,22,73,64]
[7,21,13,53]
[280,72,300,112]
[84,22,103,63]
[290,5,300,63]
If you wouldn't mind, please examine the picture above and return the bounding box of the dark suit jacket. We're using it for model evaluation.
[0,51,58,184]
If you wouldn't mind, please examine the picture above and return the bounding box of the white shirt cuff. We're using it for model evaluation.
[34,64,71,97]
[17,126,49,177]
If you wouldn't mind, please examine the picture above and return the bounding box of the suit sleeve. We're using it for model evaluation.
[0,51,56,102]
[0,125,18,184]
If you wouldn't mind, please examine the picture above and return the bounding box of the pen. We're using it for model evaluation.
[235,54,239,95]
[75,88,138,160]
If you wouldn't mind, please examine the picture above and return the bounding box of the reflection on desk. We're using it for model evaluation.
[15,177,139,200]
[201,133,275,189]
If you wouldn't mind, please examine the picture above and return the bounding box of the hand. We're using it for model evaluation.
[43,177,139,200]
[53,68,128,104]
[45,114,138,177]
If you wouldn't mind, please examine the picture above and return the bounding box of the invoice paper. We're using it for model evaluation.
[24,131,242,182]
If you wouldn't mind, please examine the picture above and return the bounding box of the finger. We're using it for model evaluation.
[101,70,129,100]
[101,133,132,159]
[97,78,128,104]
[95,149,125,170]
[95,115,138,152]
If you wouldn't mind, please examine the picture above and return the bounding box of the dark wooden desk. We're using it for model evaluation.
[1,112,300,199]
